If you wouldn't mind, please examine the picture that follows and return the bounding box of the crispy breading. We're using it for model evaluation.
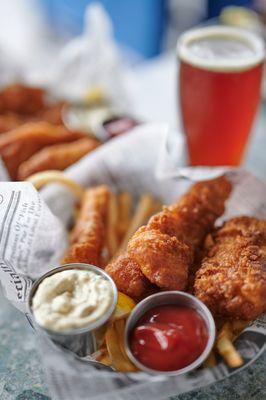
[106,177,231,299]
[63,186,110,267]
[127,227,191,291]
[154,176,232,253]
[0,84,45,115]
[0,122,85,179]
[17,137,100,180]
[35,102,65,125]
[194,216,266,320]
[105,254,156,301]
[0,113,24,133]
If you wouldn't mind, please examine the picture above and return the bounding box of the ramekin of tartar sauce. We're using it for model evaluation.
[28,263,117,357]
[125,291,215,375]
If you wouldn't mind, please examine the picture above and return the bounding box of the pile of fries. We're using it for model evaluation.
[29,171,250,372]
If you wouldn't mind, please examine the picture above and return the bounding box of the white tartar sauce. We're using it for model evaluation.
[32,269,113,332]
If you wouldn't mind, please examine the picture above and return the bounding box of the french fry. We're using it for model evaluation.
[105,323,137,372]
[203,351,216,368]
[116,193,155,256]
[114,319,129,360]
[231,320,249,336]
[92,348,112,366]
[117,192,133,241]
[216,322,244,368]
[151,199,163,214]
[26,170,85,201]
[106,192,119,259]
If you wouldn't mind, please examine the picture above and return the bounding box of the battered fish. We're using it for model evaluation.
[0,122,85,179]
[194,216,266,320]
[63,186,110,266]
[106,177,231,299]
[0,84,45,115]
[17,137,100,180]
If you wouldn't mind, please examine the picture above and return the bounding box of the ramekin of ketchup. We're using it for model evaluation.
[125,291,215,375]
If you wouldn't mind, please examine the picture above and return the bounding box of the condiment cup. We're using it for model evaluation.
[28,263,118,357]
[125,291,216,376]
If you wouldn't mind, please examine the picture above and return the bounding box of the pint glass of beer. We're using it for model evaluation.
[177,26,265,166]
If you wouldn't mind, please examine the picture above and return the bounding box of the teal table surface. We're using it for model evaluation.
[0,102,266,399]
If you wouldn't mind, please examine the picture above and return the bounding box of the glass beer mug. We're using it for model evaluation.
[177,26,265,166]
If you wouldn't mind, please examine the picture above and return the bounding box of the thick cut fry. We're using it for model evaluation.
[105,323,138,372]
[217,323,244,368]
[116,194,155,256]
[26,170,85,201]
[203,351,216,368]
[63,186,110,266]
[106,193,119,260]
[94,349,112,366]
[18,137,100,180]
[0,122,85,179]
[117,192,133,242]
[114,319,130,361]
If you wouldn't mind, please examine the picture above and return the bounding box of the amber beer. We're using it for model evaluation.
[178,27,265,166]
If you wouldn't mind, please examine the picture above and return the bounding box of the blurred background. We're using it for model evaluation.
[0,0,265,175]
[1,0,266,62]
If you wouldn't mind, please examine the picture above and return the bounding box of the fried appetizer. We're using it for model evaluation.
[63,186,110,266]
[106,177,231,299]
[149,176,232,255]
[105,255,156,301]
[194,216,266,320]
[17,137,100,180]
[35,102,65,125]
[0,113,24,133]
[0,84,45,115]
[0,122,85,179]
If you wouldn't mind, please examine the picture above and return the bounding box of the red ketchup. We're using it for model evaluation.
[130,305,208,371]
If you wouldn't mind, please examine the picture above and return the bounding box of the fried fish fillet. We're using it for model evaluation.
[106,177,231,300]
[194,216,266,320]
[105,254,156,301]
[0,114,24,133]
[0,84,45,115]
[34,102,65,125]
[0,122,85,179]
[63,186,110,266]
[17,137,100,180]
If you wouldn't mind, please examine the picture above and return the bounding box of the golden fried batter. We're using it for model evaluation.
[127,227,191,291]
[17,137,100,180]
[194,216,266,320]
[0,113,24,133]
[0,84,45,115]
[106,177,231,298]
[0,122,85,179]
[105,254,156,301]
[159,176,231,253]
[63,186,110,267]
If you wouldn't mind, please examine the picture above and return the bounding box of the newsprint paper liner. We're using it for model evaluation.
[0,123,265,399]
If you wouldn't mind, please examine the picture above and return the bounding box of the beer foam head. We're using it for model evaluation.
[177,26,265,72]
